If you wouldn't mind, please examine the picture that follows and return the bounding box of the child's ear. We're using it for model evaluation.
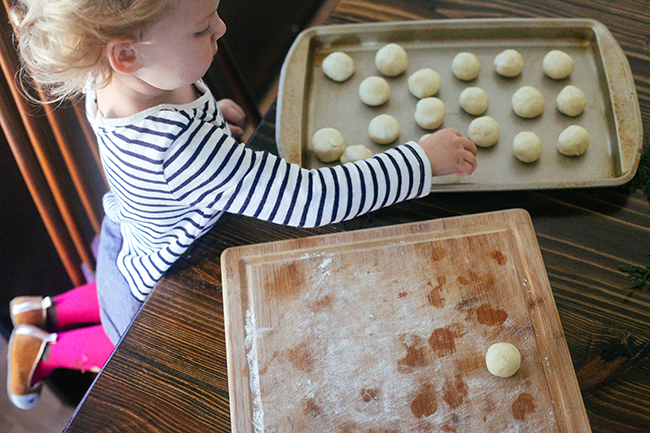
[106,40,143,74]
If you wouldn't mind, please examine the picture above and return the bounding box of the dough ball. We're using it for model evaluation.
[311,127,346,162]
[556,85,587,117]
[452,52,480,81]
[408,68,442,99]
[486,343,521,378]
[459,87,489,116]
[494,49,524,77]
[513,131,542,163]
[322,52,355,82]
[368,114,401,144]
[414,97,446,130]
[420,133,432,142]
[340,145,373,164]
[375,43,408,77]
[558,125,590,156]
[543,50,575,80]
[468,116,500,148]
[359,76,391,106]
[512,86,545,118]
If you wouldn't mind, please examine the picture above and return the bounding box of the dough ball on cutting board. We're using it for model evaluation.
[556,85,587,117]
[340,145,373,164]
[486,343,521,378]
[459,87,489,116]
[543,50,575,80]
[512,86,545,118]
[359,76,391,106]
[468,116,499,148]
[452,52,480,81]
[513,131,542,163]
[375,43,408,77]
[311,127,346,162]
[368,114,401,144]
[414,97,446,130]
[494,49,524,77]
[558,125,590,156]
[322,52,355,82]
[408,68,442,99]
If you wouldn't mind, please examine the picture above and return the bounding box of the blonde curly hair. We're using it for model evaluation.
[10,0,173,101]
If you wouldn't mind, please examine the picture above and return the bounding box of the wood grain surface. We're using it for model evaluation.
[64,1,650,432]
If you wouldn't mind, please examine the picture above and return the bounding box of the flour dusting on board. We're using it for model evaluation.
[245,309,264,432]
[244,232,559,432]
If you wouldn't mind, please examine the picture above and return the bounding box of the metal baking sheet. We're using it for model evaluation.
[276,18,642,191]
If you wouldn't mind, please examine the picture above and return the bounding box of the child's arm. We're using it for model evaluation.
[418,128,477,177]
[217,99,246,140]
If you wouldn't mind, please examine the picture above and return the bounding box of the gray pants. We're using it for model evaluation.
[96,218,144,344]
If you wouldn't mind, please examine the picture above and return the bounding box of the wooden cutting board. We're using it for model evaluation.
[221,209,591,433]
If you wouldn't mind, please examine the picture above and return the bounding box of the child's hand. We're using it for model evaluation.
[217,99,246,140]
[419,128,477,176]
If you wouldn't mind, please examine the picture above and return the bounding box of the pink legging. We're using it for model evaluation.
[32,281,115,385]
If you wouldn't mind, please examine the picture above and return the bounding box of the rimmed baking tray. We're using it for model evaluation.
[276,18,642,191]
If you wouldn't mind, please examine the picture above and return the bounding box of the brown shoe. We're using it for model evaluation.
[7,324,57,410]
[9,296,52,329]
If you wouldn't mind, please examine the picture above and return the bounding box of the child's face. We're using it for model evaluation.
[135,0,226,91]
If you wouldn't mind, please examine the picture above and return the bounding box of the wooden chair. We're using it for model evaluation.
[0,1,261,286]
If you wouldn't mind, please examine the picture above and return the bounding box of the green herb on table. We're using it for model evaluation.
[619,140,650,292]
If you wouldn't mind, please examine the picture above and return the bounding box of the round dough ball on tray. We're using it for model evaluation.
[414,97,446,130]
[513,131,542,163]
[322,52,355,82]
[486,343,521,378]
[452,52,480,81]
[340,145,374,164]
[459,87,489,116]
[512,86,545,118]
[468,116,500,148]
[556,85,587,117]
[494,49,524,77]
[543,50,575,80]
[359,76,391,107]
[375,43,408,77]
[408,68,442,99]
[558,125,590,156]
[311,127,346,162]
[368,114,401,144]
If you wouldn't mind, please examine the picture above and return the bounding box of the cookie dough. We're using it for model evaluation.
[556,85,587,117]
[558,125,590,156]
[359,76,391,106]
[486,343,521,378]
[375,43,408,77]
[340,145,373,164]
[407,68,442,99]
[543,50,575,80]
[512,86,545,118]
[459,87,489,116]
[493,49,524,77]
[368,114,401,144]
[322,52,355,82]
[414,97,446,130]
[311,127,346,162]
[468,116,499,148]
[513,131,542,163]
[452,52,480,81]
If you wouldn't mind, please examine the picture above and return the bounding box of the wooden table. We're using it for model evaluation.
[64,1,649,432]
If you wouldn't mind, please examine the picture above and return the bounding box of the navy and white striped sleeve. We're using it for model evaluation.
[164,120,432,228]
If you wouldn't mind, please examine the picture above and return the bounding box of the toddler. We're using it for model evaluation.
[6,0,477,409]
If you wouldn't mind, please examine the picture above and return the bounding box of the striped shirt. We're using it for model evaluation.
[88,81,432,301]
